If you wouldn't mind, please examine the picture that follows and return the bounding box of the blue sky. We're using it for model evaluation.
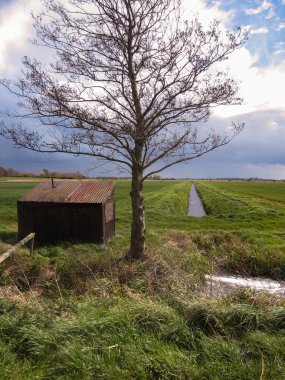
[0,0,285,179]
[214,0,285,67]
[0,0,14,5]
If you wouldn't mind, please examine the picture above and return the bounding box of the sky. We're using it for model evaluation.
[0,0,285,179]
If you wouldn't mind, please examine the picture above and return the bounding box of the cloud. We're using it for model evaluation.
[0,0,14,7]
[265,8,275,19]
[1,0,285,180]
[251,27,269,34]
[276,23,285,31]
[0,130,95,175]
[165,108,285,179]
[0,0,43,72]
[182,0,234,26]
[274,50,285,55]
[245,1,272,15]
[173,160,285,180]
[212,45,285,118]
[180,2,285,120]
[244,25,269,35]
[0,0,233,74]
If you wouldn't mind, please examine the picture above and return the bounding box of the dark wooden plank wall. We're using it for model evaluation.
[18,202,33,241]
[18,202,107,243]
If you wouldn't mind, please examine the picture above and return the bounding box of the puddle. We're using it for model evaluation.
[187,184,207,217]
[205,272,285,297]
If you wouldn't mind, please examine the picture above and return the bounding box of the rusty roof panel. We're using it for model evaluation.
[20,180,114,204]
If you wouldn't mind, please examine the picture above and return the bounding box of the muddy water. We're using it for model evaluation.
[187,184,207,217]
[205,272,285,297]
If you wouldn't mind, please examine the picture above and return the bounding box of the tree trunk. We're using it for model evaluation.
[127,166,146,260]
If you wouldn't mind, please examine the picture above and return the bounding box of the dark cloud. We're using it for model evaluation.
[226,110,285,166]
[1,108,285,179]
[163,108,285,179]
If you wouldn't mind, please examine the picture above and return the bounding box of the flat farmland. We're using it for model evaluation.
[0,178,285,379]
[1,179,285,272]
[195,180,285,227]
[198,180,285,205]
[1,179,285,267]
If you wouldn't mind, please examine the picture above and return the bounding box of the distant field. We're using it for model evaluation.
[0,177,43,182]
[199,180,285,204]
[195,180,285,217]
[0,181,39,224]
[1,178,285,237]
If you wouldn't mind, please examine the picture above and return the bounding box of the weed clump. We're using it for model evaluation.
[193,232,285,279]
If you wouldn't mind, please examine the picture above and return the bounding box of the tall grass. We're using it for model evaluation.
[0,294,284,379]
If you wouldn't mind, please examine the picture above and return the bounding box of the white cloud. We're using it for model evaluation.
[274,49,285,55]
[0,0,231,74]
[244,25,269,35]
[274,42,285,47]
[181,0,233,26]
[0,0,43,72]
[251,27,269,34]
[246,1,272,15]
[276,23,285,30]
[3,0,283,124]
[267,121,279,130]
[179,3,284,119]
[215,52,285,117]
[265,8,275,19]
[180,1,285,121]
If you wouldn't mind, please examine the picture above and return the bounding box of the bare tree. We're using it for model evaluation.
[0,0,246,259]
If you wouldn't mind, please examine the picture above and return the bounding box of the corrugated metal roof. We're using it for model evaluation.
[19,180,114,204]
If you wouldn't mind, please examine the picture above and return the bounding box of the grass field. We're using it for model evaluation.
[0,178,285,379]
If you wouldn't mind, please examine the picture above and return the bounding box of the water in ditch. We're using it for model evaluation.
[205,272,285,297]
[187,184,284,297]
[187,184,207,217]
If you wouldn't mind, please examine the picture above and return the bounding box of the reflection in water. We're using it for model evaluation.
[206,272,285,296]
[188,184,207,217]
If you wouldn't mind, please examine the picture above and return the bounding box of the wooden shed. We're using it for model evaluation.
[18,180,115,244]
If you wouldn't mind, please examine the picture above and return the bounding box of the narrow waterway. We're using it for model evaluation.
[187,184,207,217]
[205,272,285,297]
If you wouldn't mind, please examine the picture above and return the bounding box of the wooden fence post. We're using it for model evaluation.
[0,233,36,264]
[30,235,35,256]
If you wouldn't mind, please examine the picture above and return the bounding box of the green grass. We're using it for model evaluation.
[0,182,39,243]
[194,181,285,278]
[0,178,285,379]
[203,180,285,203]
[0,293,285,379]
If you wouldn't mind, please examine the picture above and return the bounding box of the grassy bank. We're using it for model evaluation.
[1,293,285,379]
[0,178,285,379]
[195,181,285,279]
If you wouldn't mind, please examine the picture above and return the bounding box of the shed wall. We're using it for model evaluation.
[103,200,115,242]
[18,202,108,244]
